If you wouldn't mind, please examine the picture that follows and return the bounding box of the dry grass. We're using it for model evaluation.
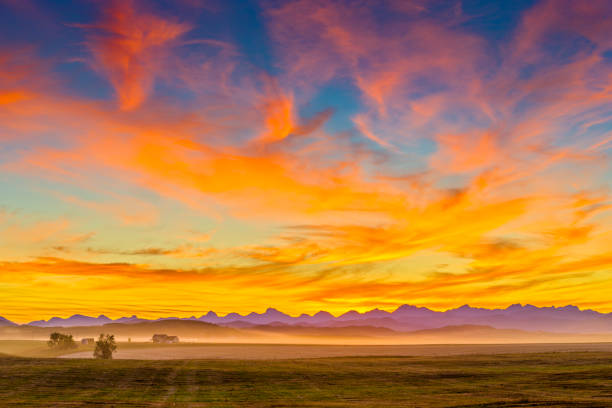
[58,342,612,360]
[0,351,611,407]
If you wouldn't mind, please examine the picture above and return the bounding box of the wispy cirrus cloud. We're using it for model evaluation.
[0,0,611,319]
[77,0,192,110]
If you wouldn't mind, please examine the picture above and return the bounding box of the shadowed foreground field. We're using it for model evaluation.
[1,352,611,407]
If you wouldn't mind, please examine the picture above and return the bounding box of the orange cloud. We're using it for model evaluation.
[1,0,612,320]
[79,0,191,110]
[257,89,295,143]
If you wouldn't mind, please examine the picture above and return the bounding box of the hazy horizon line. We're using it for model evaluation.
[5,302,610,325]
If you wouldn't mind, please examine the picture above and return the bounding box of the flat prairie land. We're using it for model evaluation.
[1,352,612,407]
[58,341,612,360]
[0,340,95,358]
[7,340,612,360]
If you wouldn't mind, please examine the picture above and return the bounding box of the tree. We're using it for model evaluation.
[47,332,77,350]
[93,333,117,359]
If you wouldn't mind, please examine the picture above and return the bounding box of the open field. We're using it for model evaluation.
[1,352,612,407]
[4,340,612,360]
[0,340,172,358]
[61,341,612,360]
[0,340,95,358]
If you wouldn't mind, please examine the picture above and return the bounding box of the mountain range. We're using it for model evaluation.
[2,304,612,333]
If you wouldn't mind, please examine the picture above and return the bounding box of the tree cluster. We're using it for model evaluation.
[47,332,77,350]
[93,333,117,359]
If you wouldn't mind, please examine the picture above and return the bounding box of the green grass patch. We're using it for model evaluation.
[0,352,611,407]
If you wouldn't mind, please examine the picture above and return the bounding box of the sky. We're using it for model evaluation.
[0,0,611,322]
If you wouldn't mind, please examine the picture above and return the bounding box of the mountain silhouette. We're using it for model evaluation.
[9,304,612,333]
[0,316,16,327]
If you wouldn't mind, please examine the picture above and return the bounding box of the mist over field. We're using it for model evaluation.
[3,304,612,346]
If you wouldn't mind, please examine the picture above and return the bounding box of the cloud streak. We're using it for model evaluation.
[0,0,611,319]
[78,0,192,110]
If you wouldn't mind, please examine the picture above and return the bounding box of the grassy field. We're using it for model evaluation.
[0,340,95,358]
[4,339,612,360]
[0,352,611,407]
[60,341,612,360]
[0,340,182,358]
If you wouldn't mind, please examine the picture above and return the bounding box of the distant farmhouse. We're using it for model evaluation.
[152,334,179,344]
[81,338,94,345]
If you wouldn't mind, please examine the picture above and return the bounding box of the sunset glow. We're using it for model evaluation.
[1,0,612,322]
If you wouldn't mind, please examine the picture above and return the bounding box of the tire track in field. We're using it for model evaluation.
[154,359,188,407]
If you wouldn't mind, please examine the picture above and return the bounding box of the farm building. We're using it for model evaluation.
[80,338,94,345]
[152,334,179,343]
